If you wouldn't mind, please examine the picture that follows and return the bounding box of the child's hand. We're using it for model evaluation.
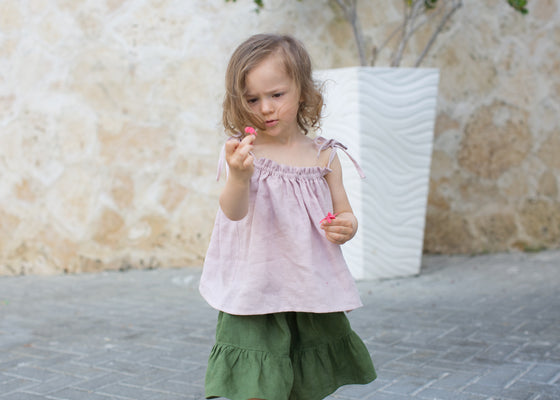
[320,212,357,245]
[225,134,255,181]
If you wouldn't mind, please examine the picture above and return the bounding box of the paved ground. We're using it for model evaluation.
[0,250,559,400]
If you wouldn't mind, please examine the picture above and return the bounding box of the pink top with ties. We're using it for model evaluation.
[199,136,365,316]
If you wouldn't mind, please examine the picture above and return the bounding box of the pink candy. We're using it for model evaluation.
[320,212,339,224]
[245,126,257,136]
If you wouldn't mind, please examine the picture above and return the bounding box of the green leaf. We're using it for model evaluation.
[507,0,528,14]
[225,0,264,13]
[424,0,438,9]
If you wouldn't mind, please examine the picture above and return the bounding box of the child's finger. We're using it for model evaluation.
[224,135,254,154]
[235,143,254,163]
[241,134,256,145]
[321,218,352,230]
[324,230,349,245]
[229,152,252,171]
[226,137,253,164]
[243,153,254,169]
[237,135,255,155]
[321,223,351,236]
[224,139,238,153]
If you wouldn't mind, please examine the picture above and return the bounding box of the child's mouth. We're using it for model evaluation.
[265,119,278,128]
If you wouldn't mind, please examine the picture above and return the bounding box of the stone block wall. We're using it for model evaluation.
[423,1,560,254]
[0,0,558,275]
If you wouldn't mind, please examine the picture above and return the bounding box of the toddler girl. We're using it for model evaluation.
[200,33,376,400]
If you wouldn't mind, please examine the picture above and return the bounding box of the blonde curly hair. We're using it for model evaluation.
[222,34,323,136]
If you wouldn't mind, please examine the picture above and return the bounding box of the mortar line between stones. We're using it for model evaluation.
[548,369,560,385]
[459,375,480,392]
[507,305,526,317]
[411,371,450,396]
[504,362,535,390]
[435,325,458,339]
[376,379,399,393]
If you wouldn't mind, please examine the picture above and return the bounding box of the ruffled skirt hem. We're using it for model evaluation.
[205,330,376,400]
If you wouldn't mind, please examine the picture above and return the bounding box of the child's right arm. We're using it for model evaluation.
[219,135,256,221]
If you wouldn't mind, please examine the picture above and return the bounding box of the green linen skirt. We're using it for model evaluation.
[205,311,376,400]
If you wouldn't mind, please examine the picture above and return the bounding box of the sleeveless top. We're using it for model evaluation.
[199,136,365,316]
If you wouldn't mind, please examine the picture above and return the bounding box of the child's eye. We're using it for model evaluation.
[247,98,258,104]
[273,93,284,98]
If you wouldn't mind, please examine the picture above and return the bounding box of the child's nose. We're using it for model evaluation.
[260,98,273,114]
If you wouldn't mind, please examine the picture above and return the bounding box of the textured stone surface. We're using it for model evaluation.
[0,0,558,274]
[519,199,560,247]
[458,101,531,180]
[538,132,560,170]
[473,213,518,252]
[423,211,474,254]
[423,1,560,254]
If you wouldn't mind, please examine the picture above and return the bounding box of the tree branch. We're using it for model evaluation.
[391,0,426,67]
[414,0,462,67]
[333,0,367,66]
[408,3,447,38]
[371,23,403,66]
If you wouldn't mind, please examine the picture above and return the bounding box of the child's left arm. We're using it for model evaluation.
[322,154,358,245]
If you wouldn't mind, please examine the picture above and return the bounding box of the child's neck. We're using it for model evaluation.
[254,133,319,168]
[257,131,305,147]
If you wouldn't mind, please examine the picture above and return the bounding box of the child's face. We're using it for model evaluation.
[244,52,301,137]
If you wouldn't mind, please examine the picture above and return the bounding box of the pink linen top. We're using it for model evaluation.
[199,137,365,316]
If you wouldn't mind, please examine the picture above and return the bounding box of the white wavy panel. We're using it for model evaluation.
[315,67,439,280]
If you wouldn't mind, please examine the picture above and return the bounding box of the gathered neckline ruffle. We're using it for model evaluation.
[253,157,330,179]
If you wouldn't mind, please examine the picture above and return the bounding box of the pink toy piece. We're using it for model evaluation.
[244,126,257,136]
[320,212,339,224]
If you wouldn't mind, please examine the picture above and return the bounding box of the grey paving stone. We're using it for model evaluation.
[46,387,116,400]
[0,378,38,395]
[521,364,560,384]
[381,360,423,375]
[369,348,413,368]
[476,364,530,387]
[0,373,14,384]
[506,380,560,398]
[140,355,201,372]
[439,345,482,363]
[96,359,150,376]
[45,362,107,379]
[20,375,85,396]
[380,374,433,396]
[118,368,179,387]
[416,387,487,400]
[463,382,537,400]
[0,393,50,400]
[0,250,559,399]
[24,354,78,369]
[336,392,408,400]
[330,382,378,399]
[183,364,208,386]
[512,342,559,363]
[535,395,560,400]
[96,383,167,399]
[430,371,479,390]
[145,376,198,395]
[2,365,59,382]
[480,343,520,363]
[73,372,130,391]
